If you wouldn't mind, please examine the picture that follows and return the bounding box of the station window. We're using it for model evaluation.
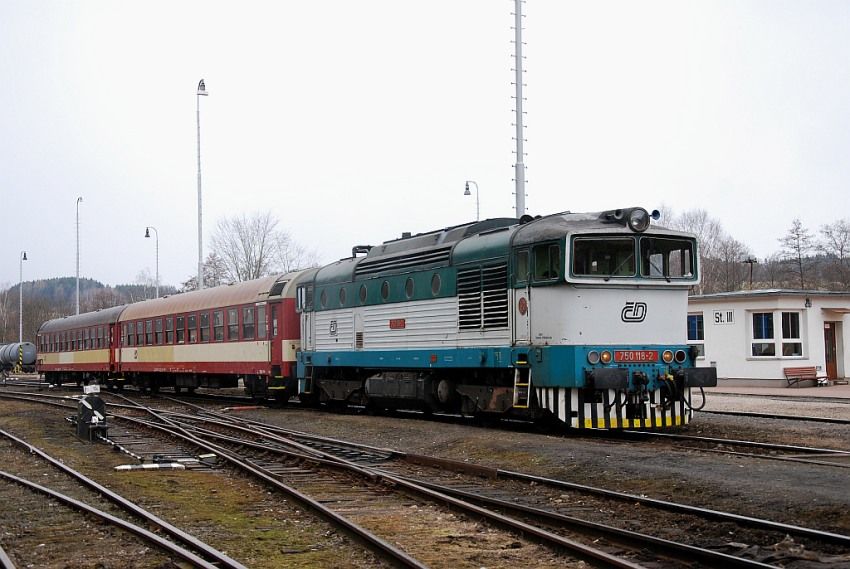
[176,316,185,344]
[188,314,197,343]
[227,309,239,340]
[200,312,210,342]
[165,317,174,344]
[155,319,163,345]
[751,312,775,357]
[243,307,255,340]
[213,310,224,342]
[781,312,802,356]
[687,313,705,358]
[146,320,154,345]
[257,305,267,339]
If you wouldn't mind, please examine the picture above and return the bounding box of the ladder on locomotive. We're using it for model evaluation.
[512,367,531,409]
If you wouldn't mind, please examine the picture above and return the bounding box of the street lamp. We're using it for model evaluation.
[19,251,27,342]
[145,226,159,299]
[464,180,480,222]
[742,256,758,290]
[76,196,83,314]
[196,78,208,290]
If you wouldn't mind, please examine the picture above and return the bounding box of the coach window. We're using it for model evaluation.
[84,328,90,350]
[188,314,197,343]
[78,330,83,350]
[272,306,279,337]
[135,321,143,346]
[97,327,103,349]
[227,309,238,340]
[258,305,267,339]
[200,312,211,342]
[145,320,153,345]
[243,307,255,340]
[176,316,185,344]
[165,317,174,344]
[213,310,224,342]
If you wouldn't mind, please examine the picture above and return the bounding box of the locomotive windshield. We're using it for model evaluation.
[571,235,697,280]
[572,237,636,277]
[639,236,695,279]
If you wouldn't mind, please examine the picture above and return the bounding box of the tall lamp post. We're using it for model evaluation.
[76,196,83,314]
[19,251,27,342]
[145,226,159,299]
[464,181,480,221]
[196,79,208,289]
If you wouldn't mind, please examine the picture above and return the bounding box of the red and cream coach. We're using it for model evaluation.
[36,272,305,400]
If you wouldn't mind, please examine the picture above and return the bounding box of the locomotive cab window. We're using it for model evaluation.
[533,243,560,281]
[514,249,530,284]
[296,285,313,312]
[640,237,695,279]
[572,237,636,278]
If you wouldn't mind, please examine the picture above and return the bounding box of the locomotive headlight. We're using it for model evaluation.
[587,350,600,365]
[674,350,687,363]
[628,208,651,232]
[662,350,674,363]
[600,350,612,364]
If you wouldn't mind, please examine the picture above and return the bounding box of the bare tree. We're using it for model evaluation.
[180,252,230,292]
[819,219,850,289]
[209,211,316,283]
[664,208,728,294]
[779,218,815,289]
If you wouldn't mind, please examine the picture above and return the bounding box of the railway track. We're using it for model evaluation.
[0,428,245,569]
[116,395,850,567]
[5,388,850,566]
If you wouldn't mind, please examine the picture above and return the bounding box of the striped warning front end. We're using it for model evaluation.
[535,386,693,429]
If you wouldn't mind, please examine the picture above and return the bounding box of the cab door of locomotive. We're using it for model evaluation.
[512,248,531,345]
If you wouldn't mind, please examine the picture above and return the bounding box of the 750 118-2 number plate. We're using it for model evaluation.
[614,350,658,363]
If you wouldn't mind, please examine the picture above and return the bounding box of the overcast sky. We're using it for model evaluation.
[2,1,849,289]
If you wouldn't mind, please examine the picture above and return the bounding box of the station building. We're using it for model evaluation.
[687,290,850,386]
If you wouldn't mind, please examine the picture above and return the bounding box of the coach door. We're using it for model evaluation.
[268,302,281,368]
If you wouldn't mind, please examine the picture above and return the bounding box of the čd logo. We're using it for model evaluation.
[621,302,647,323]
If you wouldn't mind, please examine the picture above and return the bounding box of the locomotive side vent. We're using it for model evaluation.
[458,264,508,330]
[355,246,452,278]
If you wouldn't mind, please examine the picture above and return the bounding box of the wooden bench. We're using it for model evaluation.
[783,366,827,388]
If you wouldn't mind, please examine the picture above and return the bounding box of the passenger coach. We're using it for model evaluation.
[37,273,304,399]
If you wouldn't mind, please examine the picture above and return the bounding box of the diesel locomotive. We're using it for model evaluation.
[36,206,716,430]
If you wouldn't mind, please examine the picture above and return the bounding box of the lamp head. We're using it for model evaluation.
[22,252,27,261]
[145,227,150,238]
[464,181,471,196]
[198,79,208,96]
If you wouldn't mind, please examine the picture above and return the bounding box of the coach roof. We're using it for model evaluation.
[119,276,280,321]
[38,304,127,334]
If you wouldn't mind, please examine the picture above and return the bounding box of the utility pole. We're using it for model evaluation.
[512,0,527,217]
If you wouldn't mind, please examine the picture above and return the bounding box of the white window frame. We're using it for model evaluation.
[687,312,705,359]
[747,309,805,360]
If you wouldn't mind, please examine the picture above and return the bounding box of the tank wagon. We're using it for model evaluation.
[295,207,717,429]
[0,342,37,373]
[36,273,302,399]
